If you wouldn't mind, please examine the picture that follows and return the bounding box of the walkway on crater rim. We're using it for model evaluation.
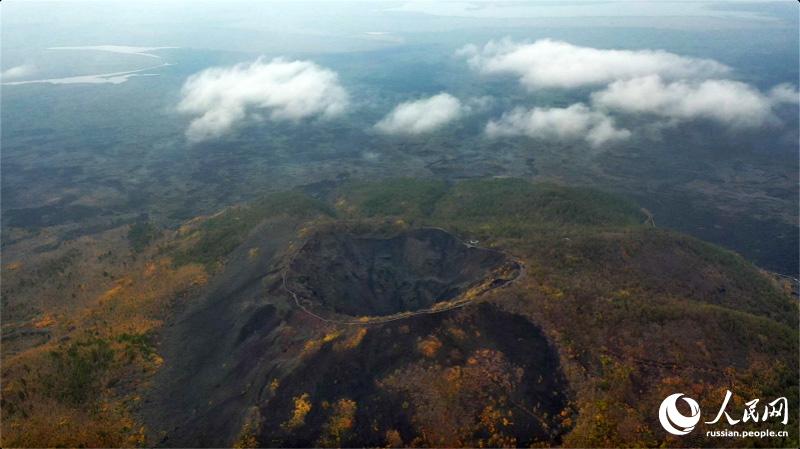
[280,227,526,326]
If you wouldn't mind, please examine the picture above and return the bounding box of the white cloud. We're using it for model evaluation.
[375,93,465,135]
[592,75,797,127]
[457,38,730,89]
[178,57,349,142]
[465,95,494,111]
[485,103,630,147]
[1,64,36,80]
[768,83,800,105]
[458,37,795,140]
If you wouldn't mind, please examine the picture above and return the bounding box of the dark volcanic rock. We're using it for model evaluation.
[142,225,569,448]
[141,219,300,448]
[258,303,572,447]
[286,228,510,316]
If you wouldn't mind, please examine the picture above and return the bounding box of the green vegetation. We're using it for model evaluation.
[337,177,645,237]
[524,227,797,327]
[432,178,644,230]
[172,191,334,268]
[335,177,645,241]
[41,333,160,407]
[116,332,157,362]
[338,178,448,218]
[127,221,161,253]
[38,248,81,278]
[43,337,115,406]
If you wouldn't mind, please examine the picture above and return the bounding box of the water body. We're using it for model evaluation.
[2,46,175,85]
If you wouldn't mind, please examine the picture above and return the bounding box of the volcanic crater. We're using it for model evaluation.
[285,227,521,317]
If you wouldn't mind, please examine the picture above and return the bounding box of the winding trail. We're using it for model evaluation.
[280,227,526,326]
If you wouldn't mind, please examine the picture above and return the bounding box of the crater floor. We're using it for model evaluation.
[286,228,513,316]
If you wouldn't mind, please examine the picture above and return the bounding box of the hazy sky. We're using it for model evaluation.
[2,1,796,57]
[3,1,796,141]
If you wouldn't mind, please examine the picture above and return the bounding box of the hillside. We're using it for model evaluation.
[1,178,796,448]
